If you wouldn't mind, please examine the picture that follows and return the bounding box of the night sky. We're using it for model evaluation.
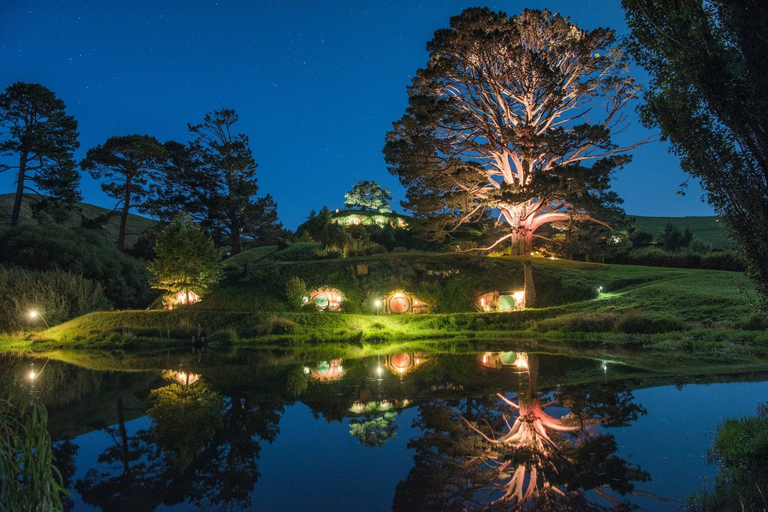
[1,0,714,229]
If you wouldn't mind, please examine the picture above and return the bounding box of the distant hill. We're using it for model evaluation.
[631,215,730,249]
[0,193,157,248]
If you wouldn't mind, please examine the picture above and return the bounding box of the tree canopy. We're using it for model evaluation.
[623,0,768,301]
[344,180,393,213]
[384,8,638,254]
[80,134,168,251]
[0,82,80,227]
[148,214,223,305]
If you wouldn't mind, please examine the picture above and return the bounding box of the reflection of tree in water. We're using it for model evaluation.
[349,411,399,448]
[75,378,285,511]
[394,353,649,511]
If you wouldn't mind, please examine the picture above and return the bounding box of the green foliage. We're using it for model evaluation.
[148,383,225,468]
[0,224,152,309]
[624,0,768,302]
[689,403,768,511]
[285,276,308,311]
[0,82,81,228]
[148,214,223,301]
[344,180,393,213]
[0,267,110,333]
[657,221,693,252]
[349,412,399,448]
[80,134,167,251]
[320,223,352,250]
[0,383,67,511]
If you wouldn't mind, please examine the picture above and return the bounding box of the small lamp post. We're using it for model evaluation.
[375,299,382,316]
[29,310,49,329]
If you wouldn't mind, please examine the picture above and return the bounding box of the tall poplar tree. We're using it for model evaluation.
[80,134,168,251]
[0,82,80,226]
[623,0,768,301]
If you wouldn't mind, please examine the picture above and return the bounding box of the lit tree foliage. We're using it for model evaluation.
[80,134,168,251]
[384,8,639,253]
[349,412,399,448]
[148,214,223,305]
[0,82,80,227]
[344,180,393,213]
[623,0,768,302]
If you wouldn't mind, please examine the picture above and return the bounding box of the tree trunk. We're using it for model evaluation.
[118,176,131,252]
[117,398,130,476]
[230,228,241,255]
[523,231,536,308]
[10,154,27,227]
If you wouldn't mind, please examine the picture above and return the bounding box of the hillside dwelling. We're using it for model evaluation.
[477,290,526,312]
[480,351,528,370]
[384,352,430,375]
[383,290,429,314]
[306,359,344,382]
[164,370,201,386]
[306,288,344,311]
[165,290,201,310]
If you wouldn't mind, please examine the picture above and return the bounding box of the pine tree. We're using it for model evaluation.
[0,82,80,226]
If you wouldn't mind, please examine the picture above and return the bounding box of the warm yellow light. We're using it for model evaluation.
[28,371,35,380]
[377,367,382,375]
[480,298,486,306]
[29,311,38,318]
[413,300,418,305]
[513,290,525,302]
[514,353,529,370]
[415,358,420,365]
[375,300,382,307]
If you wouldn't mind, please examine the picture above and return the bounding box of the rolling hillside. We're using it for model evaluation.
[0,193,156,247]
[631,215,729,249]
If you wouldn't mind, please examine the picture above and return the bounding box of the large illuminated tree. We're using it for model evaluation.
[393,353,648,510]
[385,8,639,258]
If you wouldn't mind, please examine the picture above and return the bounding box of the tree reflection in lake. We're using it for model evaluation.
[393,353,650,511]
[75,372,284,511]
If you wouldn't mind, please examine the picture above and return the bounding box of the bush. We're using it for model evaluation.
[613,311,685,334]
[0,267,110,333]
[261,315,297,335]
[0,225,152,308]
[285,276,308,311]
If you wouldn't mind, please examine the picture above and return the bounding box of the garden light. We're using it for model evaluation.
[28,310,49,329]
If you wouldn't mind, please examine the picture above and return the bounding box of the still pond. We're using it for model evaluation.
[4,347,767,511]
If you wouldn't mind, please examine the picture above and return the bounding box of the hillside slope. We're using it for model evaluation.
[0,193,156,247]
[632,215,729,249]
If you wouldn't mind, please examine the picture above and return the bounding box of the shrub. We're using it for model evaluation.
[261,315,297,335]
[613,312,685,334]
[0,267,110,333]
[0,225,152,308]
[285,276,308,311]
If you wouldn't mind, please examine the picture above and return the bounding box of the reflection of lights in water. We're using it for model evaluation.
[402,399,409,406]
[167,371,201,385]
[28,371,35,381]
[377,367,382,375]
[303,366,310,374]
[396,367,405,374]
[602,362,608,373]
[514,353,529,370]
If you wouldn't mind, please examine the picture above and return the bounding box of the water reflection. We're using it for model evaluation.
[2,348,766,510]
[393,353,649,510]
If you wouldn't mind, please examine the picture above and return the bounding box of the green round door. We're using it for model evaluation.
[499,295,515,311]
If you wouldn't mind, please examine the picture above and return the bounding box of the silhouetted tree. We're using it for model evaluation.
[0,82,80,226]
[80,135,168,251]
[624,0,768,301]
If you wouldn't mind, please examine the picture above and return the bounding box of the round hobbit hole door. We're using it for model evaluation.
[500,351,517,365]
[314,295,329,309]
[391,353,411,370]
[316,361,330,374]
[389,296,410,314]
[498,294,515,311]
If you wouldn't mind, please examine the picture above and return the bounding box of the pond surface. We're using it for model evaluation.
[3,347,767,511]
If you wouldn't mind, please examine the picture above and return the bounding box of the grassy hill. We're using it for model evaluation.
[30,249,764,349]
[632,215,729,249]
[0,193,156,247]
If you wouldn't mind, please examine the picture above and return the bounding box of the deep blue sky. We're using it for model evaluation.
[1,0,713,229]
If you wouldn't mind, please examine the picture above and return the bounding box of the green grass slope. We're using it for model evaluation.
[28,253,764,349]
[632,215,730,249]
[0,193,156,247]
